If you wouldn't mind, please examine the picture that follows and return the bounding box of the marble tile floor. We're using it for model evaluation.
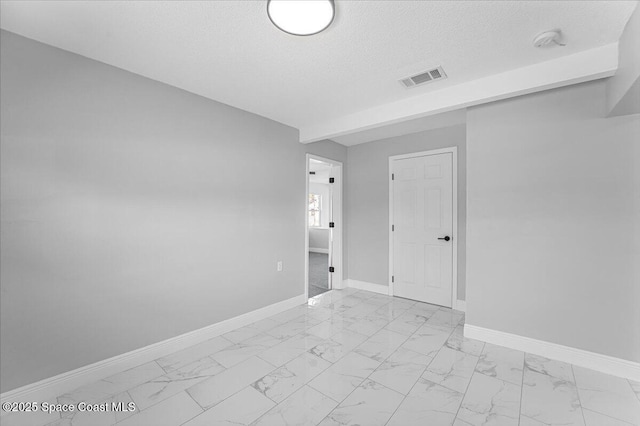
[4,288,639,426]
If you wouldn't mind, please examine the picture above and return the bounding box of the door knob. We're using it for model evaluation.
[438,236,451,241]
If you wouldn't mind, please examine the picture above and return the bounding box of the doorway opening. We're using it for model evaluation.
[305,154,343,300]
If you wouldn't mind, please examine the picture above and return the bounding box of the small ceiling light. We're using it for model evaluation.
[267,0,335,36]
[533,29,565,48]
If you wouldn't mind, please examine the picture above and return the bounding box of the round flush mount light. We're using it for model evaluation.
[267,0,335,36]
[533,29,565,48]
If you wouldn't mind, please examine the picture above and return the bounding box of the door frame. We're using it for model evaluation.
[388,147,459,309]
[305,154,344,300]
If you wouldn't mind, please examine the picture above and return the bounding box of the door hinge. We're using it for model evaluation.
[329,266,335,273]
[392,224,394,232]
[391,173,394,180]
[392,275,395,283]
[329,177,334,183]
[329,222,335,228]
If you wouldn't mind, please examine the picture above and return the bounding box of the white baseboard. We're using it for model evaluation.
[345,279,391,296]
[464,324,640,381]
[454,300,466,312]
[309,248,329,254]
[0,294,307,406]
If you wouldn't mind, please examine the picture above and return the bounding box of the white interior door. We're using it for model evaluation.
[392,152,454,307]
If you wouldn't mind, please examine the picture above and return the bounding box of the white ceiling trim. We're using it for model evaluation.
[301,43,619,144]
[331,110,467,147]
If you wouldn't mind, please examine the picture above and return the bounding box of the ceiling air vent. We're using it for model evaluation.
[400,66,447,88]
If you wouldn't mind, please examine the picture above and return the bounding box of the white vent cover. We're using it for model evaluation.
[400,66,447,88]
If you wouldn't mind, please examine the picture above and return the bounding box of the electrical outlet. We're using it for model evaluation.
[277,261,283,272]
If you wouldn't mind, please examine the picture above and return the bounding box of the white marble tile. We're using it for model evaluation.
[308,352,380,402]
[128,356,225,410]
[258,333,325,367]
[110,391,137,423]
[518,415,547,425]
[475,343,524,386]
[252,385,338,426]
[249,317,283,332]
[252,352,331,403]
[385,297,416,309]
[446,326,485,357]
[305,317,355,340]
[344,313,389,337]
[372,304,411,322]
[573,366,640,425]
[36,290,640,426]
[330,296,362,310]
[1,408,60,426]
[211,334,282,368]
[369,347,432,395]
[401,324,452,358]
[52,392,137,425]
[628,380,640,402]
[266,316,321,340]
[521,369,585,426]
[58,361,166,406]
[422,346,479,393]
[187,356,275,409]
[245,332,288,347]
[306,305,337,319]
[307,292,339,307]
[374,297,415,320]
[426,309,465,330]
[117,391,202,426]
[223,321,277,343]
[405,301,441,316]
[156,336,233,373]
[344,290,374,300]
[387,378,464,426]
[319,379,404,426]
[305,306,335,321]
[583,408,636,426]
[340,288,363,296]
[341,303,384,321]
[45,406,115,426]
[364,295,393,308]
[457,373,521,426]
[353,328,408,362]
[384,310,432,336]
[524,353,574,382]
[268,306,308,324]
[346,293,380,304]
[309,329,369,363]
[183,386,274,426]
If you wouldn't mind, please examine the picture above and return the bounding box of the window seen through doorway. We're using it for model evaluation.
[309,194,321,227]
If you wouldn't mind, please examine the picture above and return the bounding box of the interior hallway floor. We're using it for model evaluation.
[308,252,329,298]
[7,289,639,426]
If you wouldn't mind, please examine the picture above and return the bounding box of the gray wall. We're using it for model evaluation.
[466,80,640,362]
[0,31,308,392]
[346,125,467,300]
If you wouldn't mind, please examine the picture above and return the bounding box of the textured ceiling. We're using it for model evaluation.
[0,1,637,140]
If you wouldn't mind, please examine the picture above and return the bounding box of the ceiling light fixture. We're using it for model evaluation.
[267,0,335,36]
